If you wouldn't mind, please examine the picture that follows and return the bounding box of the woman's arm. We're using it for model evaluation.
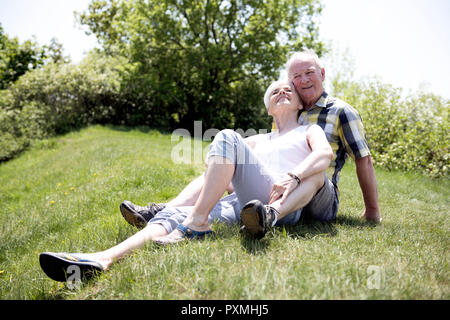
[269,125,333,204]
[291,124,333,180]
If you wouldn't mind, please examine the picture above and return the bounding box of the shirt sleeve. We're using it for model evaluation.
[338,105,371,160]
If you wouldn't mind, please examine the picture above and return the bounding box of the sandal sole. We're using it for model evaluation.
[39,252,103,282]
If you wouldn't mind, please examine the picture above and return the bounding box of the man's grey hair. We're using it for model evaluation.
[285,49,325,79]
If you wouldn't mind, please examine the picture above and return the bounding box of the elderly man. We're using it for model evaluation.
[120,49,381,241]
[284,49,380,223]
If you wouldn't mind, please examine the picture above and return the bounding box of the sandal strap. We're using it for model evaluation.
[176,224,213,239]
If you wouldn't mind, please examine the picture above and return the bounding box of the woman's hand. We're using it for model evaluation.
[269,176,299,205]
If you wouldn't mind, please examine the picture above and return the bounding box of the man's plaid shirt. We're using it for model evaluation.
[297,91,371,186]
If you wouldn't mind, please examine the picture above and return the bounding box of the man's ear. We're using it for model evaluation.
[321,68,326,81]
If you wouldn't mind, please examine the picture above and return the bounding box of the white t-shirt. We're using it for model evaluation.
[251,125,311,178]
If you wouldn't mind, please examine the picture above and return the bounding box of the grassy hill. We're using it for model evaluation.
[0,125,448,299]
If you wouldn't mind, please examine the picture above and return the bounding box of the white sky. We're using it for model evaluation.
[319,0,450,98]
[0,0,449,99]
[0,0,97,62]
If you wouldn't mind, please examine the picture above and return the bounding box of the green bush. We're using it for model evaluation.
[7,52,125,132]
[0,51,125,161]
[0,101,50,161]
[333,78,449,178]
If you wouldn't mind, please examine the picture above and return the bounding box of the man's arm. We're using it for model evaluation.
[337,105,381,223]
[355,156,381,223]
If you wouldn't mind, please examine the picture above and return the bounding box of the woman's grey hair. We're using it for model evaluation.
[285,49,324,79]
[263,79,292,109]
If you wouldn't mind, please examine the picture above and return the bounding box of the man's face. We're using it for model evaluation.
[288,57,325,109]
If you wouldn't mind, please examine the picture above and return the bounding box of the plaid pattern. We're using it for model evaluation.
[296,92,371,186]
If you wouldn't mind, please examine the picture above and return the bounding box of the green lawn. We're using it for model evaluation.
[0,125,448,299]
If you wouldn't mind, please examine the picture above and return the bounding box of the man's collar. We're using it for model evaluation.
[314,91,329,108]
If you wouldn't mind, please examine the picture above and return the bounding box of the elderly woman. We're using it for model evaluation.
[39,79,333,282]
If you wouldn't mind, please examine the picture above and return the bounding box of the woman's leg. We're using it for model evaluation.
[181,156,235,231]
[269,172,325,220]
[161,130,276,240]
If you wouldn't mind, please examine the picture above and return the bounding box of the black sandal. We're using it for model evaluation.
[39,252,104,282]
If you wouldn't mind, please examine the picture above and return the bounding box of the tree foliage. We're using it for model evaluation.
[77,0,325,130]
[0,23,69,90]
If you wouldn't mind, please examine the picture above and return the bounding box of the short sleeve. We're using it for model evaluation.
[338,105,371,160]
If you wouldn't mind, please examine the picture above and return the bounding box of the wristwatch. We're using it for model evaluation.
[287,172,301,185]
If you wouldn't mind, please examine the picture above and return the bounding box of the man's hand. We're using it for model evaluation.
[269,176,299,205]
[361,207,382,223]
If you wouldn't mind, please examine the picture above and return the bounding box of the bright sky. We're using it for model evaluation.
[0,0,449,99]
[320,0,450,98]
[0,0,97,62]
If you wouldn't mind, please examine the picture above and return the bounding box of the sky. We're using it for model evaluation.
[0,0,449,99]
[319,0,450,98]
[0,0,97,62]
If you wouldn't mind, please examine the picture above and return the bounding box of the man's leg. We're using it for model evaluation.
[270,172,325,220]
[40,195,243,282]
[267,173,338,226]
[72,223,169,271]
[240,170,338,238]
[239,172,326,237]
[121,174,205,228]
[300,176,339,222]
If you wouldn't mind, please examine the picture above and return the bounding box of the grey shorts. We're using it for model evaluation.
[301,176,339,222]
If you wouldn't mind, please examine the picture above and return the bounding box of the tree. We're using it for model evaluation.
[77,0,325,131]
[0,23,69,89]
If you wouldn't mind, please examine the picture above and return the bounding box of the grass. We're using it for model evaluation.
[0,125,448,299]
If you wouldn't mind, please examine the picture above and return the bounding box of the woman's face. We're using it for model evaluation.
[267,82,302,115]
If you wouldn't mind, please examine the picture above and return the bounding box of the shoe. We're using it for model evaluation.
[39,252,104,282]
[240,200,278,239]
[120,200,166,228]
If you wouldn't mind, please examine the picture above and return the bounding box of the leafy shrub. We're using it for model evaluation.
[0,51,125,161]
[0,101,51,161]
[7,52,125,132]
[333,78,449,178]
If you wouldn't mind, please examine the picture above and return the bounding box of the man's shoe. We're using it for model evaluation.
[120,200,166,229]
[240,200,278,239]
